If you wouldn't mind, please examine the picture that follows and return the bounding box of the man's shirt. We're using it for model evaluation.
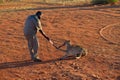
[24,15,42,35]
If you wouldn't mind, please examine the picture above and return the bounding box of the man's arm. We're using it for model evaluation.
[39,30,58,49]
[39,30,50,41]
[36,16,58,49]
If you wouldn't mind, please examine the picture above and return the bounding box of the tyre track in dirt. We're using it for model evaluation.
[87,7,120,45]
[99,23,120,45]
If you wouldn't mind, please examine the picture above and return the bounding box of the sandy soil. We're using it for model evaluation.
[0,3,120,80]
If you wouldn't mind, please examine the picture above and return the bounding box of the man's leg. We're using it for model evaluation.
[25,35,34,60]
[32,35,42,62]
[33,35,39,59]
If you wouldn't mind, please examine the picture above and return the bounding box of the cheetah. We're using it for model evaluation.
[57,40,87,60]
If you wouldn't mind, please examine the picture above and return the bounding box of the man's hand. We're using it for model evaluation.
[39,30,58,49]
[49,40,53,45]
[49,40,58,49]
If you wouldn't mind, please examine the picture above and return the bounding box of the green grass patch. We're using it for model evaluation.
[91,0,119,5]
[109,0,119,2]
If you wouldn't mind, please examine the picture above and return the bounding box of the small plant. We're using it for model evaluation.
[91,0,109,5]
[109,0,118,2]
[108,0,118,5]
[91,0,119,5]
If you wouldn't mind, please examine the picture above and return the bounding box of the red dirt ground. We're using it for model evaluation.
[0,3,120,80]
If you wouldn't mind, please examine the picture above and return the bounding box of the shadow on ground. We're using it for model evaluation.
[0,58,75,69]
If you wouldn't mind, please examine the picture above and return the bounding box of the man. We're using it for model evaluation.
[24,11,55,62]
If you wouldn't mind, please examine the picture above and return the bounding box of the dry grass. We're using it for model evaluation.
[0,0,119,11]
[1,0,91,5]
[1,0,119,6]
[0,0,92,11]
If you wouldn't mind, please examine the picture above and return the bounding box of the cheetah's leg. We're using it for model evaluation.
[75,53,81,59]
[60,54,68,60]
